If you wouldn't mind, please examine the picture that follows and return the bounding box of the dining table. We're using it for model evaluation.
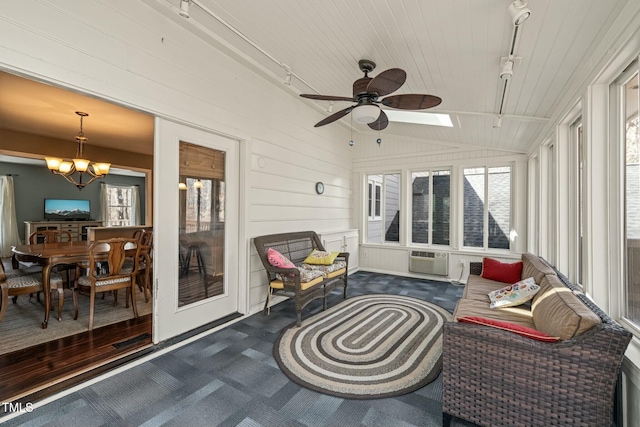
[12,240,93,329]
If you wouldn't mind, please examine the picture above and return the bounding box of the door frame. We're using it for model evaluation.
[153,117,248,343]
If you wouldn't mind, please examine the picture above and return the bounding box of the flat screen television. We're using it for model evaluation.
[44,199,91,220]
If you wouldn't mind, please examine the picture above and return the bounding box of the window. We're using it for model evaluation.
[622,67,640,326]
[411,170,450,245]
[573,119,584,286]
[463,166,511,250]
[102,184,139,227]
[368,180,381,219]
[366,173,400,243]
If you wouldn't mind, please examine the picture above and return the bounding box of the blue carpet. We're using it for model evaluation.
[2,272,478,427]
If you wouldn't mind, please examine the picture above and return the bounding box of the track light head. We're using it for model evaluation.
[493,115,503,129]
[179,0,190,18]
[500,59,514,80]
[509,0,531,26]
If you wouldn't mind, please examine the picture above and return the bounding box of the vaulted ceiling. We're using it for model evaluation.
[0,0,630,158]
[147,0,628,154]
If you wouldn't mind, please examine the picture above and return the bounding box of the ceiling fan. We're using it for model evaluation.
[300,59,442,131]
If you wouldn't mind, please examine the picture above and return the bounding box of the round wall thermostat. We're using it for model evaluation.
[315,182,325,194]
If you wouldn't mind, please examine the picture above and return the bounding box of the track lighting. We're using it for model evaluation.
[493,115,503,129]
[283,71,292,86]
[327,102,334,113]
[179,0,190,19]
[508,0,531,26]
[500,59,514,80]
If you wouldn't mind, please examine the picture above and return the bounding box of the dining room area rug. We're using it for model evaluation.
[274,294,452,399]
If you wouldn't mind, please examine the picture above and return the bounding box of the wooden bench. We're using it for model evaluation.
[253,231,349,326]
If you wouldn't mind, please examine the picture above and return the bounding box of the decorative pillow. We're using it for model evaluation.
[457,316,560,342]
[303,250,340,265]
[488,277,539,309]
[267,247,295,269]
[481,257,523,284]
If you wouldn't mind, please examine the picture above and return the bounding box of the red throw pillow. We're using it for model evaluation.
[267,248,295,269]
[457,316,559,342]
[481,257,523,284]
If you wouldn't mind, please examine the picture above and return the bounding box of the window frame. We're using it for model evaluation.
[614,58,640,334]
[461,164,513,251]
[409,168,451,246]
[103,183,136,227]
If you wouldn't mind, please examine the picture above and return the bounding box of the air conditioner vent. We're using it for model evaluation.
[409,250,448,276]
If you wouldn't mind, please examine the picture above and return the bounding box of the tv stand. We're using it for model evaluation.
[25,220,103,242]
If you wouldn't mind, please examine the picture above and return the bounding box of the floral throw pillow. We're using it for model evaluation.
[488,277,539,309]
[267,247,295,269]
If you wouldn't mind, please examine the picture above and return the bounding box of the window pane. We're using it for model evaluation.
[411,170,450,245]
[464,167,485,247]
[411,172,430,244]
[179,142,226,305]
[105,186,133,226]
[366,175,383,242]
[384,173,401,242]
[432,170,451,245]
[625,71,640,324]
[488,166,511,249]
[368,182,373,217]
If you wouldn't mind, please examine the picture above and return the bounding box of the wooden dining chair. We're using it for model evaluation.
[73,238,140,330]
[0,256,64,322]
[133,230,153,303]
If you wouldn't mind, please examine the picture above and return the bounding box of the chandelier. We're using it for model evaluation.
[45,111,111,190]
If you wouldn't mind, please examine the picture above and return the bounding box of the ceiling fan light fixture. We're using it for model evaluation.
[179,0,190,18]
[352,104,381,124]
[509,0,531,26]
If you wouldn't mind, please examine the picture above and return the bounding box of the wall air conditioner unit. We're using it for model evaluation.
[409,250,448,276]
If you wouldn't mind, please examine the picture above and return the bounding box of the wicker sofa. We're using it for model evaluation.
[442,253,632,427]
[253,231,349,326]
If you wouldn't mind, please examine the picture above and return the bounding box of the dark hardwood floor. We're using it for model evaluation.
[0,314,152,404]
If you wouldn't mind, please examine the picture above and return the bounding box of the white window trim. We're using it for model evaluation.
[461,165,513,252]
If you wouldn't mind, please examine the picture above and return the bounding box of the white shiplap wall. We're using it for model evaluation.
[0,0,353,315]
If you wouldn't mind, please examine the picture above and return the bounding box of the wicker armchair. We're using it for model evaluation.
[442,263,632,427]
[253,231,349,326]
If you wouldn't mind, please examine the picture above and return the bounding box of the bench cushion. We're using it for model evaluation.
[453,298,535,329]
[521,252,556,284]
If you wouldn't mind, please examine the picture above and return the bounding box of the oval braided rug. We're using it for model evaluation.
[274,294,452,399]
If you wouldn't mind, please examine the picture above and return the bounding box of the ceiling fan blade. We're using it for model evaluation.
[366,68,407,97]
[300,94,355,102]
[368,110,389,131]
[380,94,442,110]
[314,105,355,127]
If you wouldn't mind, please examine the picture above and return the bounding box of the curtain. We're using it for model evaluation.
[0,176,22,256]
[101,183,141,226]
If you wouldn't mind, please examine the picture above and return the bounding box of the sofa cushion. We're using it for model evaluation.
[481,257,523,284]
[453,298,535,329]
[463,275,509,301]
[457,316,560,342]
[488,277,540,309]
[521,252,556,284]
[532,275,601,340]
